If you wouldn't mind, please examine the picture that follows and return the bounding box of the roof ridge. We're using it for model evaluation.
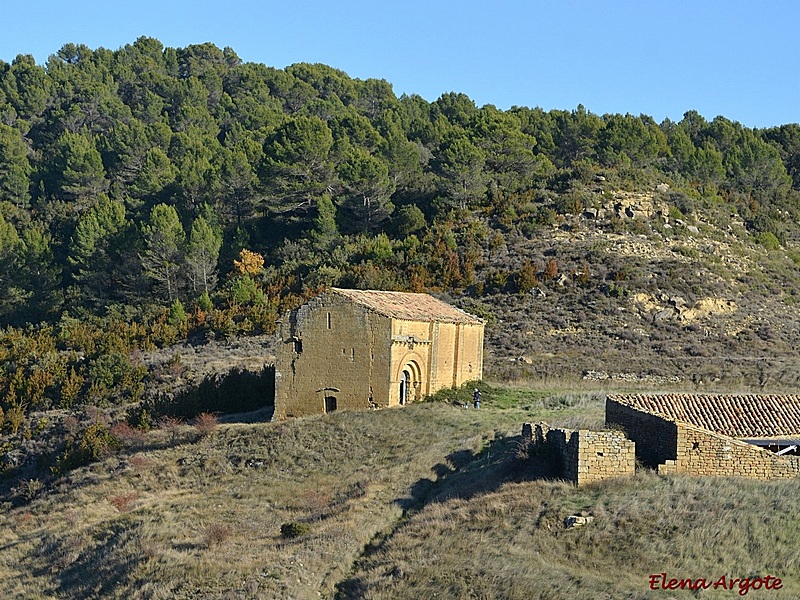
[609,393,800,438]
[328,288,484,325]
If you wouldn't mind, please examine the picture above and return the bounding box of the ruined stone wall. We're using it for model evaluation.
[528,422,635,486]
[660,423,800,479]
[274,293,391,419]
[607,398,800,479]
[606,398,678,468]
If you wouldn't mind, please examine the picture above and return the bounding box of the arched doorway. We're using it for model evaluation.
[397,360,422,405]
[399,370,410,405]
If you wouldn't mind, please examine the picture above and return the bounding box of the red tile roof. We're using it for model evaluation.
[608,394,800,439]
[330,288,484,325]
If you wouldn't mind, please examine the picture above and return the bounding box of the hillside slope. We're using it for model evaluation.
[2,399,799,599]
[463,185,800,390]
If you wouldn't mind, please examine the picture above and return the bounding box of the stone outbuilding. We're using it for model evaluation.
[606,394,800,479]
[523,421,636,486]
[273,288,485,420]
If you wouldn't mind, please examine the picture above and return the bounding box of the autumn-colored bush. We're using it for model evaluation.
[203,523,232,548]
[193,412,219,437]
[109,492,138,513]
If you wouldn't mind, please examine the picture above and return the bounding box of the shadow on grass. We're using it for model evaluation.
[335,434,559,599]
[396,434,558,513]
[30,521,145,599]
[131,366,275,424]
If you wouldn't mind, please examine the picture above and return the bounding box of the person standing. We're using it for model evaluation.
[472,388,481,409]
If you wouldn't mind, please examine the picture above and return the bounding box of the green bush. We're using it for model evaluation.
[53,423,120,476]
[757,231,781,251]
[281,521,312,539]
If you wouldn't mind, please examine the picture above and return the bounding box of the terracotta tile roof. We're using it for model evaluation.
[330,288,484,325]
[608,393,800,439]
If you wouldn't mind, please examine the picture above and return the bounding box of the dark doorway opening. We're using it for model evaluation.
[400,370,410,405]
[324,395,337,413]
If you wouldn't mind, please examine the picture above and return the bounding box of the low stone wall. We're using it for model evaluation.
[525,422,635,486]
[661,422,800,478]
[607,397,800,479]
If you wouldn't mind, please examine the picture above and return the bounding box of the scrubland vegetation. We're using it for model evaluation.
[1,396,798,599]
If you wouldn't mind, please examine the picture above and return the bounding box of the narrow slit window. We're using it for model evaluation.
[327,312,331,329]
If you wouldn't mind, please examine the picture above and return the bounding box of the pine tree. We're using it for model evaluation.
[185,215,222,293]
[140,204,186,301]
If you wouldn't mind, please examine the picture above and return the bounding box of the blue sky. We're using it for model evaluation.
[2,1,798,128]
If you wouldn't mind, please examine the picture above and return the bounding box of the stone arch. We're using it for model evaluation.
[395,354,424,405]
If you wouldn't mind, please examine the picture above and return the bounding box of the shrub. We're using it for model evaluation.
[757,231,781,251]
[53,423,120,476]
[158,415,184,444]
[281,521,312,539]
[59,368,84,409]
[543,258,558,282]
[204,523,232,548]
[109,492,138,512]
[168,299,187,328]
[515,261,540,293]
[16,479,44,501]
[193,412,219,437]
[196,289,214,312]
[110,421,146,446]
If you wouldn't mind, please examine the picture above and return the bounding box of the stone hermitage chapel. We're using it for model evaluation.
[273,288,485,419]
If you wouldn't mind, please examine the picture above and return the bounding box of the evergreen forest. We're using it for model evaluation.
[2,36,800,431]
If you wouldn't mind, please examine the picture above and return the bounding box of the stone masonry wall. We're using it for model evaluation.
[607,398,800,479]
[274,294,391,419]
[606,399,678,468]
[660,422,800,478]
[527,422,635,486]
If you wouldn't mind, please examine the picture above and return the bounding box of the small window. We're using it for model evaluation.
[692,441,700,450]
[596,451,604,457]
[293,339,303,354]
[327,312,331,329]
[351,348,355,361]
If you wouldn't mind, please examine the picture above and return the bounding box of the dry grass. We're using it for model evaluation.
[1,395,798,599]
[337,473,800,599]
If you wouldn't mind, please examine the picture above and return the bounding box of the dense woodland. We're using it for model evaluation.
[2,36,800,434]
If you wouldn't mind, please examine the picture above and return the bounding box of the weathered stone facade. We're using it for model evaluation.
[524,421,635,486]
[274,288,484,419]
[607,396,800,479]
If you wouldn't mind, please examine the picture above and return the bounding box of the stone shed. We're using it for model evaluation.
[273,288,484,419]
[523,422,636,486]
[606,394,800,479]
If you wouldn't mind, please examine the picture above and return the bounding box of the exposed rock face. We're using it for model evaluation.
[632,293,737,323]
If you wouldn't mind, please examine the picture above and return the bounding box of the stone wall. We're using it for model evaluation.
[389,320,483,405]
[274,294,391,419]
[275,291,485,419]
[606,399,678,468]
[525,422,635,486]
[606,398,800,479]
[660,423,800,478]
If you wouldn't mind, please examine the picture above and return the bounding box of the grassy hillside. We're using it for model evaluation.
[2,394,798,599]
